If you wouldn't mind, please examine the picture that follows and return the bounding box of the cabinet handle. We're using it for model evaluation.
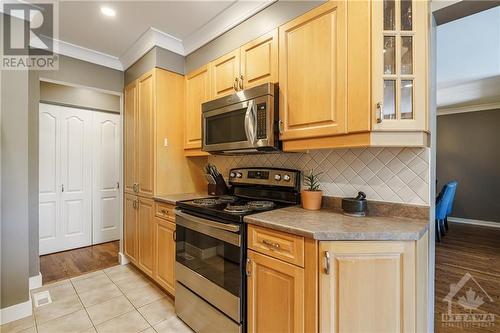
[132,183,137,192]
[161,209,168,215]
[173,230,177,242]
[324,251,331,275]
[135,199,140,209]
[262,239,280,250]
[278,120,284,135]
[246,258,252,277]
[376,102,383,124]
[233,78,238,91]
[239,75,244,90]
[61,184,65,192]
[132,200,137,209]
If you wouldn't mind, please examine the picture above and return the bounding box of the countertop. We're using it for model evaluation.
[244,206,429,241]
[153,192,209,205]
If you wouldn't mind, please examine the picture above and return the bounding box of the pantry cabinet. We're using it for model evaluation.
[124,194,138,263]
[137,72,155,198]
[137,197,155,277]
[124,82,137,194]
[209,28,278,99]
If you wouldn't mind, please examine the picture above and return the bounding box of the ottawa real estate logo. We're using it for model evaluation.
[2,1,58,70]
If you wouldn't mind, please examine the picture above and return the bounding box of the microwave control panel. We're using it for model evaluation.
[256,103,267,139]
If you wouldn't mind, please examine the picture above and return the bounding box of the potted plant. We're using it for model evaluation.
[301,170,323,210]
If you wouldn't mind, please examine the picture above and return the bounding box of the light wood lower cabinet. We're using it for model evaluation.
[247,250,304,333]
[137,197,155,277]
[124,194,138,264]
[154,217,176,295]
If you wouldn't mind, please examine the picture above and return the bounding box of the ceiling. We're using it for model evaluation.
[23,0,273,70]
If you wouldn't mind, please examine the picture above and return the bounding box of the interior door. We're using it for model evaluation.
[59,106,93,251]
[92,112,121,244]
[39,104,61,255]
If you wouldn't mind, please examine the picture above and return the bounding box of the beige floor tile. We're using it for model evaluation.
[37,309,93,333]
[137,298,175,326]
[31,280,76,303]
[72,273,112,294]
[113,274,151,293]
[123,284,166,308]
[31,279,69,295]
[71,270,106,282]
[103,265,140,282]
[0,315,35,333]
[153,317,193,333]
[78,283,123,307]
[140,328,155,333]
[95,310,150,333]
[16,327,37,333]
[79,327,97,333]
[86,295,134,325]
[34,294,83,324]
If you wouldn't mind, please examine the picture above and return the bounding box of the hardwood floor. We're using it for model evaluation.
[40,241,119,284]
[435,223,500,332]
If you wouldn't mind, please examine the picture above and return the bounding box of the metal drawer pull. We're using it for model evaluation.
[324,251,331,275]
[233,78,238,91]
[376,102,383,124]
[262,239,280,249]
[161,209,168,215]
[246,259,251,277]
[239,75,244,90]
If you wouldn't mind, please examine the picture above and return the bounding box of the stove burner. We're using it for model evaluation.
[224,204,252,214]
[217,195,237,203]
[192,198,219,207]
[247,201,275,210]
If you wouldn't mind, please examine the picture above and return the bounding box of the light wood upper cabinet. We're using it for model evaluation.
[372,0,428,131]
[279,1,347,141]
[319,238,428,333]
[185,65,210,150]
[137,72,155,198]
[240,29,278,89]
[247,250,304,333]
[138,197,155,277]
[124,83,137,194]
[210,49,240,99]
[124,194,138,264]
[154,217,176,296]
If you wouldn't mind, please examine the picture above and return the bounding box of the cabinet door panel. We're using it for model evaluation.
[210,49,240,99]
[279,1,347,140]
[247,250,304,333]
[319,241,415,333]
[124,82,137,194]
[137,71,154,197]
[124,194,138,263]
[155,218,176,295]
[138,197,155,276]
[240,29,278,89]
[185,65,210,150]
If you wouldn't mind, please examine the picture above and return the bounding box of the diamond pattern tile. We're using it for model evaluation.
[208,147,430,205]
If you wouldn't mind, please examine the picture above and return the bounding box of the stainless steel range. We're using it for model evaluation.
[174,167,301,333]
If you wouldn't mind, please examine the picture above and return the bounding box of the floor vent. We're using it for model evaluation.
[33,290,52,308]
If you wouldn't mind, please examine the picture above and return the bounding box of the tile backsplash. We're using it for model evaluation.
[208,147,430,205]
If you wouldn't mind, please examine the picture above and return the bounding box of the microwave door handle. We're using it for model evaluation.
[244,100,257,144]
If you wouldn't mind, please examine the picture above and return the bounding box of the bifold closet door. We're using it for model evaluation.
[39,103,92,254]
[92,112,120,244]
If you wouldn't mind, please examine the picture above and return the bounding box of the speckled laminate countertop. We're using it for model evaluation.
[244,206,429,241]
[153,193,209,205]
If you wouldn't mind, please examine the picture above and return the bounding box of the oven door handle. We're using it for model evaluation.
[175,210,240,233]
[244,100,257,144]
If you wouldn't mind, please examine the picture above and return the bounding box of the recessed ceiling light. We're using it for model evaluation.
[100,6,116,17]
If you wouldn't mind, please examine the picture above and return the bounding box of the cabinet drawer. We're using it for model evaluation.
[155,202,175,221]
[248,225,304,267]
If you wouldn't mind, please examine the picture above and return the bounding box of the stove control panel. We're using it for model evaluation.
[229,168,299,188]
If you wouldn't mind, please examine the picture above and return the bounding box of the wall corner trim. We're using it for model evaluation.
[119,252,130,266]
[29,273,43,290]
[0,299,33,325]
[448,217,500,229]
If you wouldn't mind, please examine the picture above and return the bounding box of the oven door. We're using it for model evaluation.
[175,210,242,323]
[202,96,272,152]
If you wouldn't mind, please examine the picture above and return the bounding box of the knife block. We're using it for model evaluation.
[208,174,229,196]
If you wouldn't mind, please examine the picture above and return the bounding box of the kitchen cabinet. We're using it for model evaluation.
[124,82,137,194]
[154,216,176,296]
[124,194,138,264]
[278,1,347,141]
[184,65,210,156]
[319,234,429,332]
[209,29,278,99]
[137,72,155,198]
[247,250,304,333]
[137,197,155,277]
[372,0,428,131]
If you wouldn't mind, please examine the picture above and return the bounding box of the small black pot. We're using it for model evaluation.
[342,192,367,216]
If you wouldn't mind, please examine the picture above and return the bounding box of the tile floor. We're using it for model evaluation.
[1,264,193,333]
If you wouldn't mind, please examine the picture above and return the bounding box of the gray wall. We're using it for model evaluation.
[40,81,121,113]
[1,14,31,309]
[437,110,500,222]
[185,1,324,73]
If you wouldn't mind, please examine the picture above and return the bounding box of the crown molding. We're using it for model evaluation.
[56,39,123,70]
[437,102,500,116]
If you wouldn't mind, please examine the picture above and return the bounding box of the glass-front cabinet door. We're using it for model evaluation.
[372,0,428,131]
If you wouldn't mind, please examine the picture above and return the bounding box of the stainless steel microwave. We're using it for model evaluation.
[202,83,280,154]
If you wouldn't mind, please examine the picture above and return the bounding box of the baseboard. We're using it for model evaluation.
[448,217,500,229]
[29,273,43,290]
[118,252,130,265]
[0,298,32,325]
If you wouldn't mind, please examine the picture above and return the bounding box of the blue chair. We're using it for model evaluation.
[435,181,457,242]
[444,181,457,231]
